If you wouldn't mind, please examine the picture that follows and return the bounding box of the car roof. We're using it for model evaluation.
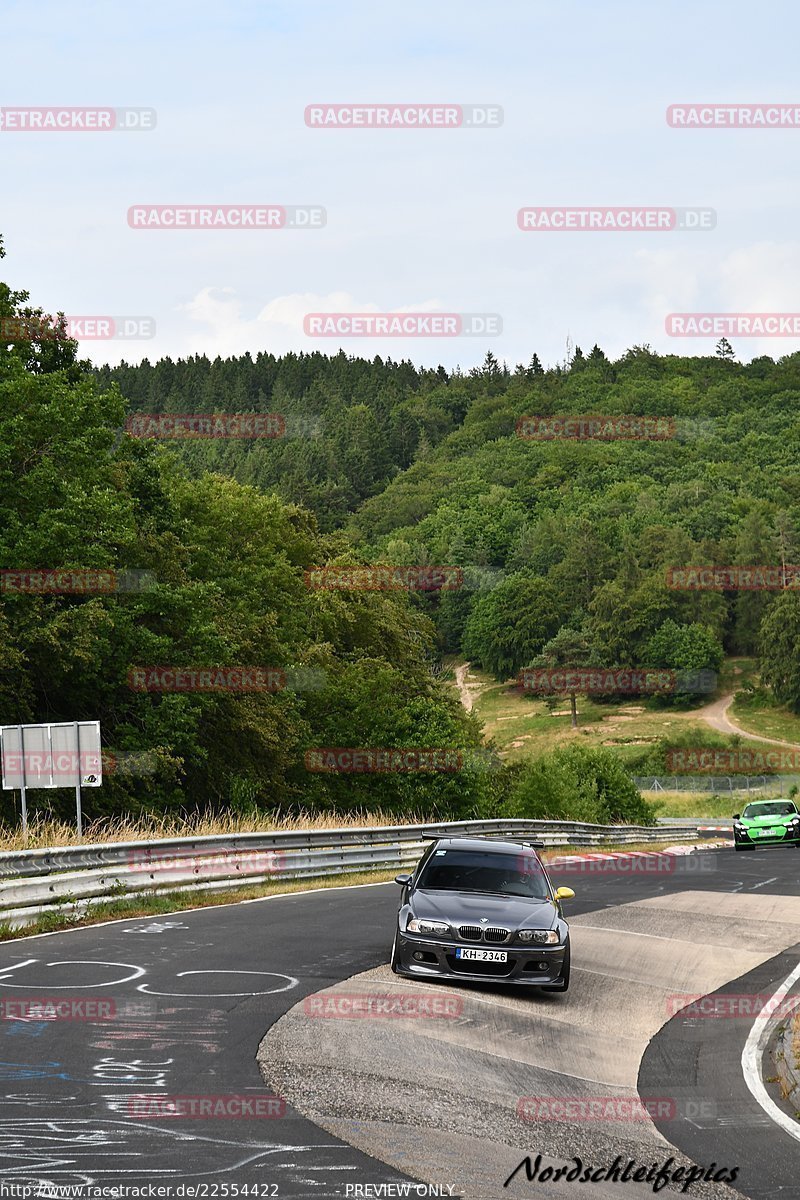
[745,798,796,806]
[428,836,543,854]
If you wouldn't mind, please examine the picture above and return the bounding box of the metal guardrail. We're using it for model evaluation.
[0,818,707,929]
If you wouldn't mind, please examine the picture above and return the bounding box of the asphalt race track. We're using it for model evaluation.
[0,847,798,1198]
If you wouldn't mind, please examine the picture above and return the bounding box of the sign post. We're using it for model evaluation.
[0,721,102,839]
[75,721,83,839]
[18,724,28,836]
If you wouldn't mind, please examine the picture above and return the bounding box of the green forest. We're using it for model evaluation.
[5,238,800,829]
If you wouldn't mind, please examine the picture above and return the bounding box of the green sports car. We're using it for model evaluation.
[733,798,800,851]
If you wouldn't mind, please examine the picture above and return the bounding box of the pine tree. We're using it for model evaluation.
[481,350,501,377]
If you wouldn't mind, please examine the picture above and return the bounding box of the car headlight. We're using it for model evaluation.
[406,918,449,936]
[734,823,745,832]
[518,929,560,945]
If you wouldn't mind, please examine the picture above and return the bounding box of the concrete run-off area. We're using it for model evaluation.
[259,882,800,1199]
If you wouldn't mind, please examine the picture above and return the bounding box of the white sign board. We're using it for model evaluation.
[0,721,102,790]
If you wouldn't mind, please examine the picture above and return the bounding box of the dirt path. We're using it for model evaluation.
[454,662,483,713]
[452,665,800,751]
[695,693,800,749]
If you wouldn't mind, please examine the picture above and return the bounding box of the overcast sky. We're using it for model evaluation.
[2,0,799,370]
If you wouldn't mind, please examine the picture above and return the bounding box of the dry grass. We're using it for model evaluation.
[792,1013,800,1072]
[0,808,721,855]
[540,840,721,861]
[0,809,428,852]
[0,812,714,855]
[647,788,797,819]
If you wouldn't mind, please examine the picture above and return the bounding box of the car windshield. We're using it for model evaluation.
[742,801,796,818]
[416,848,550,899]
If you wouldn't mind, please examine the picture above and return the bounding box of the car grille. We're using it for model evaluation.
[457,924,511,943]
[484,927,511,943]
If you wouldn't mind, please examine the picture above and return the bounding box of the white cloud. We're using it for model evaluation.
[720,242,800,312]
[174,287,446,358]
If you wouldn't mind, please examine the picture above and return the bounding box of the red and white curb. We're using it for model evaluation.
[549,847,697,865]
[545,843,727,871]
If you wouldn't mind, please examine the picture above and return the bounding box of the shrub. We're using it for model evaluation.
[500,743,655,825]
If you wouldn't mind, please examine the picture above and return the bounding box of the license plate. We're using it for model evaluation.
[455,948,508,962]
[758,829,777,837]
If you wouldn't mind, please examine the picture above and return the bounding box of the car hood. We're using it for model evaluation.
[742,813,797,826]
[410,889,557,930]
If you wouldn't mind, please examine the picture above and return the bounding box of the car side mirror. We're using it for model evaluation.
[732,814,740,820]
[394,873,412,886]
[555,886,575,901]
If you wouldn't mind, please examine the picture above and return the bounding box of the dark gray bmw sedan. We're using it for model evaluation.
[390,836,575,990]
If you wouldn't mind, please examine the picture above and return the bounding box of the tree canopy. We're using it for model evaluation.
[8,235,800,824]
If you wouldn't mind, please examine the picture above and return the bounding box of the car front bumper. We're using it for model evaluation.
[394,931,568,986]
[735,828,800,848]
